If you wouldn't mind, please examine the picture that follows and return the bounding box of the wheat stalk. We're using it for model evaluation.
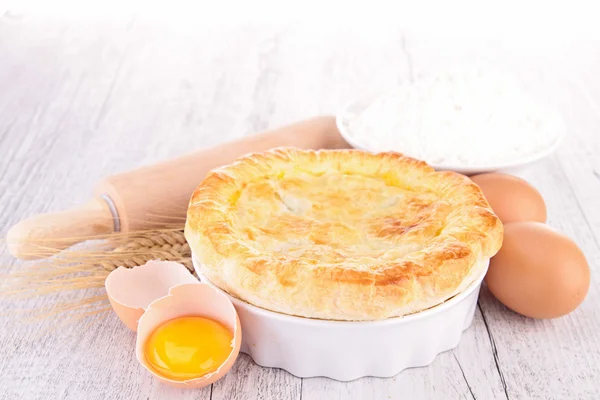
[100,230,192,271]
[1,227,193,322]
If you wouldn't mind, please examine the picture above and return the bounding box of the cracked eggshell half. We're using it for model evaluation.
[135,283,242,388]
[105,260,199,331]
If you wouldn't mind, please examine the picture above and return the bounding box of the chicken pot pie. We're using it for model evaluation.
[185,148,503,321]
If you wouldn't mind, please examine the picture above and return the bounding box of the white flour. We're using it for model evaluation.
[344,66,566,167]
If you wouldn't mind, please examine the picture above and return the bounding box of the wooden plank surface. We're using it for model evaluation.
[0,14,598,400]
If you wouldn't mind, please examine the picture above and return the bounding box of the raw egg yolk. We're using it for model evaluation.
[144,316,233,381]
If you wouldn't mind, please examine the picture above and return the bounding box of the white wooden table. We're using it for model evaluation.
[1,13,599,400]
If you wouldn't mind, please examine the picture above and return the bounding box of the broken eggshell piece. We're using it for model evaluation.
[105,260,241,388]
[136,283,242,388]
[105,260,198,331]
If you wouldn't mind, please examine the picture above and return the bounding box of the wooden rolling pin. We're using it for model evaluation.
[7,116,349,260]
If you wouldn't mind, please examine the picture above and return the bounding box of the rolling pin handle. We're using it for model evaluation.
[6,198,115,260]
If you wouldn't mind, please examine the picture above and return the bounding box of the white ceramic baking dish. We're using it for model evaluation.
[192,254,488,382]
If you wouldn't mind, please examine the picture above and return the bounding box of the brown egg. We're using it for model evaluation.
[486,222,590,319]
[470,173,547,223]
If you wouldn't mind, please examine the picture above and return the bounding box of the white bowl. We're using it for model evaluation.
[336,92,565,176]
[192,254,489,381]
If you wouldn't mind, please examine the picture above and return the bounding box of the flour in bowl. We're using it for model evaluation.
[344,66,566,167]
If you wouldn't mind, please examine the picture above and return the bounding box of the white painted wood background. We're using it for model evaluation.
[1,12,599,400]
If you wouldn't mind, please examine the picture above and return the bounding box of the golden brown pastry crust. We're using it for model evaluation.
[185,148,503,321]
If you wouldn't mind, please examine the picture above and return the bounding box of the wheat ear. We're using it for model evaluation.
[1,227,193,322]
